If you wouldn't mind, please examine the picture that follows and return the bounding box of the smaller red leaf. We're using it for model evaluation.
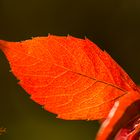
[115,115,140,140]
[96,90,140,140]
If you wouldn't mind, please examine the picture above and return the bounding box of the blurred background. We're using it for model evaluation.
[0,0,140,140]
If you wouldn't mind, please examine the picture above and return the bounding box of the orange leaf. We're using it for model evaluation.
[0,35,138,121]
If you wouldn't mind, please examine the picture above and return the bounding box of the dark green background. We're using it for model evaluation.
[0,0,140,140]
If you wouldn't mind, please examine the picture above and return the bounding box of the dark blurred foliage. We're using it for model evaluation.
[0,0,140,140]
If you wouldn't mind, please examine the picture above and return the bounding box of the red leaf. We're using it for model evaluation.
[0,35,137,121]
[0,35,140,140]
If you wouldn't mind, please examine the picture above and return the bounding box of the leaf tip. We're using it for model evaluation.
[0,40,6,50]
